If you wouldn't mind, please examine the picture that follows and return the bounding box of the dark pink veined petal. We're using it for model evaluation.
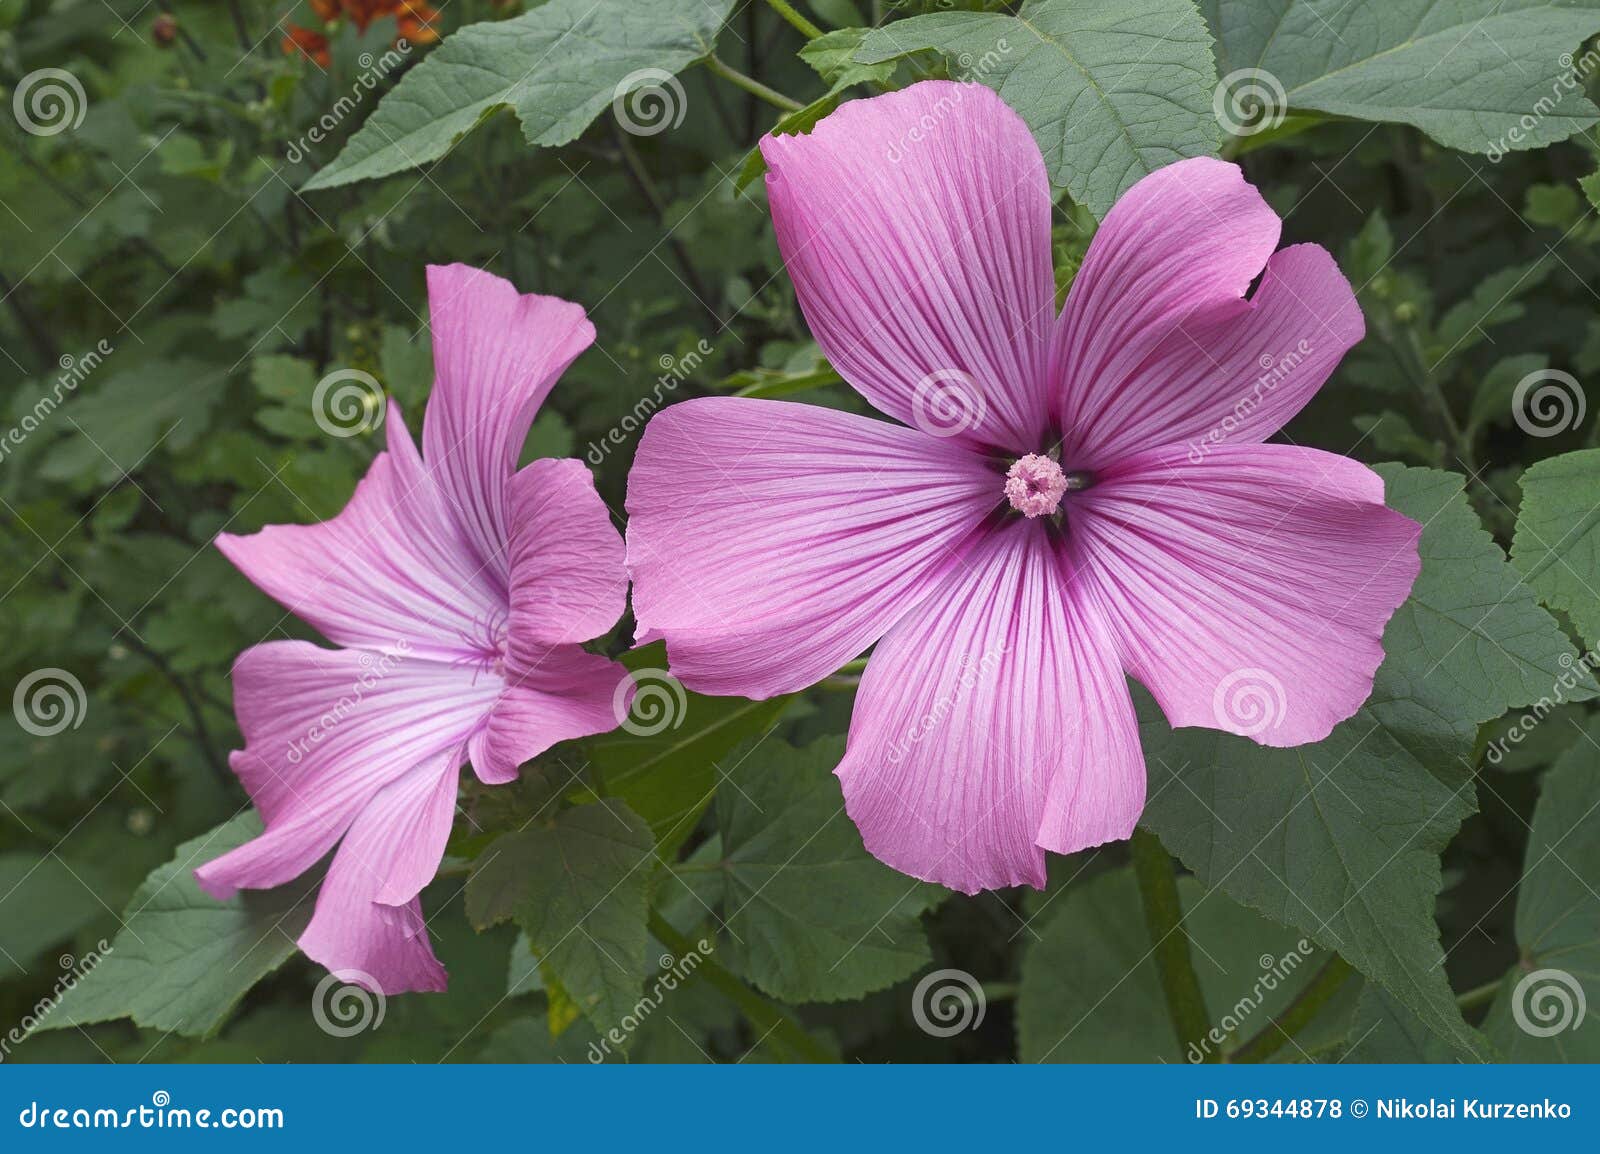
[1069,245,1364,468]
[502,458,627,646]
[1070,443,1421,747]
[471,645,631,785]
[297,759,460,994]
[761,81,1056,451]
[421,263,595,586]
[216,403,503,662]
[625,396,999,699]
[836,522,1145,894]
[1052,157,1284,465]
[194,641,498,899]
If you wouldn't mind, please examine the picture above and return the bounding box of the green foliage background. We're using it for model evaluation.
[3,0,1600,1064]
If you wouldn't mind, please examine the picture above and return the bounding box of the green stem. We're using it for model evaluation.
[1228,955,1353,1063]
[703,54,805,112]
[1130,828,1216,1062]
[648,913,835,1062]
[1456,977,1503,1013]
[764,0,825,38]
[980,981,1020,1003]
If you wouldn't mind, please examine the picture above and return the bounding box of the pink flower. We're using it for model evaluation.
[196,265,631,992]
[624,82,1421,894]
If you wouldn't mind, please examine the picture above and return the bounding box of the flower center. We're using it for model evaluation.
[1004,454,1069,518]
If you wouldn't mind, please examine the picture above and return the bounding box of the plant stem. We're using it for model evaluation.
[648,913,836,1062]
[1229,955,1353,1063]
[765,0,825,39]
[1456,977,1503,1013]
[610,122,722,327]
[1130,827,1216,1061]
[703,54,805,112]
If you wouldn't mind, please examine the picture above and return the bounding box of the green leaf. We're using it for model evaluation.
[1370,465,1597,764]
[1344,985,1492,1062]
[854,0,1221,217]
[1513,449,1600,649]
[303,0,735,191]
[0,852,112,970]
[1141,466,1594,1060]
[1483,718,1600,1060]
[712,736,942,1003]
[1204,0,1600,155]
[734,28,895,192]
[40,359,229,486]
[38,814,314,1038]
[1018,870,1326,1062]
[588,642,793,855]
[466,800,655,1037]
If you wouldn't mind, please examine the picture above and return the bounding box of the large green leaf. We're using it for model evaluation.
[304,0,735,191]
[1018,870,1326,1062]
[1512,448,1600,650]
[1370,464,1597,765]
[853,0,1221,218]
[588,642,793,856]
[1344,985,1493,1062]
[466,800,655,1037]
[1203,0,1600,154]
[1141,466,1593,1059]
[38,814,314,1038]
[713,736,942,1003]
[1483,719,1600,1060]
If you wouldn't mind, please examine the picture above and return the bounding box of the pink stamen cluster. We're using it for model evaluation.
[1004,453,1068,518]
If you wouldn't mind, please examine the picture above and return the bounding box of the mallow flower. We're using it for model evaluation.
[624,82,1422,894]
[196,264,631,993]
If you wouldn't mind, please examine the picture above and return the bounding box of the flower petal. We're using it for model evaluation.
[194,640,497,898]
[472,646,632,785]
[503,458,627,646]
[296,759,460,995]
[625,396,997,699]
[1072,245,1364,467]
[836,523,1145,894]
[421,263,595,585]
[761,81,1056,450]
[216,404,503,661]
[1070,443,1421,747]
[1052,157,1283,464]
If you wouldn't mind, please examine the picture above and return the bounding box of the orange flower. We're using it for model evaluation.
[282,0,440,65]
